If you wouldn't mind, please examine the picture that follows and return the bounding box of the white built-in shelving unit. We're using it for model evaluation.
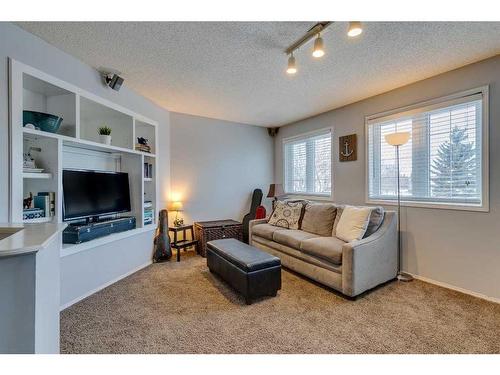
[9,58,159,257]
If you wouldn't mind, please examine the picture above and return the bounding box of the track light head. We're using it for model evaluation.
[312,34,325,58]
[347,21,363,37]
[286,54,297,75]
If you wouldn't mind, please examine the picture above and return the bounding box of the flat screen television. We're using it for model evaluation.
[62,169,131,221]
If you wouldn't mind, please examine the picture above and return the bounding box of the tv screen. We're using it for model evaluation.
[63,169,131,221]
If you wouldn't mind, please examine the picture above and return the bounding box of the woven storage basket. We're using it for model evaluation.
[194,220,243,257]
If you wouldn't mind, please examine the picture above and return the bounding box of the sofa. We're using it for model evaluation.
[249,201,398,297]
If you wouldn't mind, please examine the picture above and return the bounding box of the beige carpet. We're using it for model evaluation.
[61,252,500,354]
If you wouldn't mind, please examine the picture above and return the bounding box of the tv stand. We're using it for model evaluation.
[63,216,136,244]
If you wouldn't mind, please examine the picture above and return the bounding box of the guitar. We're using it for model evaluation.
[153,209,173,262]
[242,189,263,244]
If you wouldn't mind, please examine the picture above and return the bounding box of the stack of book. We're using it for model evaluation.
[144,201,154,225]
[23,191,55,220]
[144,163,153,179]
[135,143,152,153]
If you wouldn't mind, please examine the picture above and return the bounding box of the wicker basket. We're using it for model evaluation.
[194,219,243,257]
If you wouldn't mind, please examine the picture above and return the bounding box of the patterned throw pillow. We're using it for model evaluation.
[268,201,304,229]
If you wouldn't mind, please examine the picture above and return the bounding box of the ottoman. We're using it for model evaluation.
[207,238,281,304]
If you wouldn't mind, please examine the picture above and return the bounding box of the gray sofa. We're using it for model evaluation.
[249,202,398,297]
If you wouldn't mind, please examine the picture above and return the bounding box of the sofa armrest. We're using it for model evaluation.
[341,211,398,297]
[249,218,268,245]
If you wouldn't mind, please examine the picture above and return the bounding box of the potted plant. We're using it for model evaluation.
[98,125,112,145]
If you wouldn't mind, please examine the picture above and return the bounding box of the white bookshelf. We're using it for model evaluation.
[9,58,159,255]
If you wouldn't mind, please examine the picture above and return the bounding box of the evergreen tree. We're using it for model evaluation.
[431,127,477,198]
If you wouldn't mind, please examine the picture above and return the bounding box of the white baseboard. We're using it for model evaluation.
[409,273,500,304]
[60,261,152,311]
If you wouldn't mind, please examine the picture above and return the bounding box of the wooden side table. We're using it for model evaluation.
[169,224,198,262]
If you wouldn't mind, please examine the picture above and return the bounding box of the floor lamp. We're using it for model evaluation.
[385,131,413,282]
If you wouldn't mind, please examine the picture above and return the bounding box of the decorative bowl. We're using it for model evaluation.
[23,110,63,133]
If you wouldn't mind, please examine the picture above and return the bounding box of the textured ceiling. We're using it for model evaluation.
[16,22,500,127]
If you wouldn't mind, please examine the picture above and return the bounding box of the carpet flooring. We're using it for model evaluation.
[61,252,500,354]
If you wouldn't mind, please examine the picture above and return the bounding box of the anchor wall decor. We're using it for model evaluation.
[339,134,357,162]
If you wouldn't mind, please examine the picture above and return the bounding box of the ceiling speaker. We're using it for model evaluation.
[268,127,279,137]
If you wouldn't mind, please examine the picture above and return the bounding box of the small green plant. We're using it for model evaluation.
[98,125,112,136]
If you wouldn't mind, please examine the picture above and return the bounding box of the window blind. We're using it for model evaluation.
[284,129,332,195]
[367,93,483,206]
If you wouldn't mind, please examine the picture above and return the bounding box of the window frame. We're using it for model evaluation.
[283,127,334,199]
[365,86,489,212]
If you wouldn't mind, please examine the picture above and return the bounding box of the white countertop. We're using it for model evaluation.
[0,223,67,257]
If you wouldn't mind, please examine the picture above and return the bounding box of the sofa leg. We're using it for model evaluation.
[245,297,252,305]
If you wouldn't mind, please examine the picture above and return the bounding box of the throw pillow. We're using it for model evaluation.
[363,206,385,238]
[268,200,304,229]
[301,203,337,236]
[335,205,372,242]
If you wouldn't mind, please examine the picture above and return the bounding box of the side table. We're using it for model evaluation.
[169,224,198,262]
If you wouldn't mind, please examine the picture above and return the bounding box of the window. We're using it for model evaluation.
[284,129,332,196]
[367,88,488,210]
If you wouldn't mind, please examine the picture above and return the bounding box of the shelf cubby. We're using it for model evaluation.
[142,155,157,226]
[22,133,60,223]
[135,120,156,154]
[23,73,77,137]
[80,96,134,150]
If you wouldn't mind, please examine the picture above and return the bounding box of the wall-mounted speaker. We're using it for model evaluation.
[268,127,279,137]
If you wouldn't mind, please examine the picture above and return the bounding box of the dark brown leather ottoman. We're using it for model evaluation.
[206,238,281,304]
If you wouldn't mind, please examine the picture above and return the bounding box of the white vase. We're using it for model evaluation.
[99,134,112,145]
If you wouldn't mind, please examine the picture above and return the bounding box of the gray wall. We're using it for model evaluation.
[170,112,274,224]
[275,55,500,300]
[0,22,171,222]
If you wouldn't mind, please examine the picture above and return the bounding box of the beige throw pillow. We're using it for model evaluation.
[267,201,303,230]
[301,203,337,236]
[335,205,372,242]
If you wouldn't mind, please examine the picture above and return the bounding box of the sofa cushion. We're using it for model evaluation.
[273,230,319,249]
[301,203,337,236]
[267,200,304,230]
[300,236,346,265]
[252,235,342,274]
[252,223,286,241]
[335,205,372,242]
[364,206,385,238]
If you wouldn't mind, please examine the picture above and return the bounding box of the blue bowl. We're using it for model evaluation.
[23,111,63,133]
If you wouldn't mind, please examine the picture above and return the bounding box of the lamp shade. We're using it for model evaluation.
[168,201,183,211]
[385,132,411,146]
[267,183,284,198]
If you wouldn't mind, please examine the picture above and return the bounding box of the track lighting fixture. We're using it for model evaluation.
[347,21,363,37]
[286,54,297,75]
[284,22,364,75]
[312,34,325,58]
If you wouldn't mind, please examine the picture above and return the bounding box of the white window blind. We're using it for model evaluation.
[367,92,485,208]
[284,129,332,195]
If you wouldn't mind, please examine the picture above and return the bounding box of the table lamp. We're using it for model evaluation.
[169,201,184,227]
[385,131,412,282]
[267,183,285,210]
